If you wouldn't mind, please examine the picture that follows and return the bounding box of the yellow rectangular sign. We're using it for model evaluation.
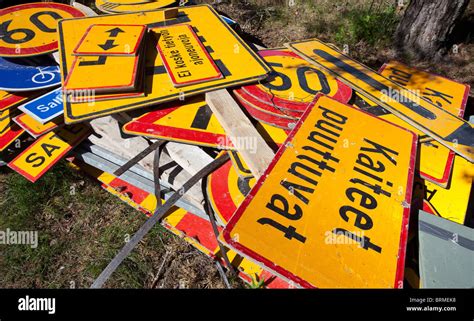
[378,61,469,186]
[414,155,473,225]
[8,124,90,182]
[64,54,140,93]
[154,24,223,87]
[57,5,271,123]
[13,113,62,138]
[73,24,146,56]
[286,39,474,162]
[223,95,417,288]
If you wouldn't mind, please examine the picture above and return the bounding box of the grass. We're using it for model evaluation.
[0,162,228,288]
[334,5,398,47]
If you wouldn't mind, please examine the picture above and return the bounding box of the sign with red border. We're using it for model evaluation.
[13,113,62,138]
[154,24,223,87]
[223,94,417,288]
[378,61,469,187]
[234,88,302,119]
[73,24,146,56]
[207,153,256,225]
[241,49,352,112]
[8,124,90,182]
[0,123,24,152]
[0,3,85,57]
[234,90,298,130]
[0,91,42,112]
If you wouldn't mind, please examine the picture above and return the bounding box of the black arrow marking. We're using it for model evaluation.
[99,39,118,51]
[107,27,124,37]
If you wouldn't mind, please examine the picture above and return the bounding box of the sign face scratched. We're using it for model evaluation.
[0,56,61,92]
[413,155,473,225]
[58,5,271,123]
[223,95,417,288]
[378,61,469,186]
[73,24,146,56]
[0,3,85,57]
[123,95,288,149]
[95,0,178,13]
[235,88,302,119]
[154,24,223,87]
[286,39,474,162]
[8,124,90,182]
[234,90,298,130]
[13,113,62,138]
[242,49,352,112]
[18,88,63,124]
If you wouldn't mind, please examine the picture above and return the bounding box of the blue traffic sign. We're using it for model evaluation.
[18,88,63,124]
[0,55,61,92]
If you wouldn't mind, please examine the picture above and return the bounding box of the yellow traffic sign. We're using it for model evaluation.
[286,39,474,162]
[95,0,177,13]
[73,24,146,56]
[0,3,85,57]
[223,95,417,288]
[57,5,271,123]
[207,153,257,225]
[13,113,62,138]
[8,124,90,182]
[378,61,469,186]
[1,90,40,112]
[0,108,11,135]
[64,53,141,93]
[413,155,473,225]
[154,24,223,87]
[380,61,469,114]
[352,91,457,188]
[123,96,288,149]
[242,48,352,112]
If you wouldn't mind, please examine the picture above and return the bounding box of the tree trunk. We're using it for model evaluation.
[395,0,469,60]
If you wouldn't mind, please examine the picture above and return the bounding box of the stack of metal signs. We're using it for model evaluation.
[0,1,472,289]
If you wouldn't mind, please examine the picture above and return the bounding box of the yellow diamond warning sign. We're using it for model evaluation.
[154,24,223,87]
[223,94,417,288]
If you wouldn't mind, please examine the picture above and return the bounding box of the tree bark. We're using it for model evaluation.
[395,0,470,60]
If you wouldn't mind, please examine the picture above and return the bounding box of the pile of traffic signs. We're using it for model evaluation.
[0,1,472,289]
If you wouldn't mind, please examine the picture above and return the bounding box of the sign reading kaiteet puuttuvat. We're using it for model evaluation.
[223,95,417,288]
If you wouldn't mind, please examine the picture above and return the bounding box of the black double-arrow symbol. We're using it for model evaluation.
[98,27,124,51]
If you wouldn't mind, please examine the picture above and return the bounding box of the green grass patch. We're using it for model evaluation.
[334,5,398,47]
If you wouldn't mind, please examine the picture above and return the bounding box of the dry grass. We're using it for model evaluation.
[0,162,236,289]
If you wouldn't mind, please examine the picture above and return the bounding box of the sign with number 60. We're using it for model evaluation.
[0,3,85,57]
